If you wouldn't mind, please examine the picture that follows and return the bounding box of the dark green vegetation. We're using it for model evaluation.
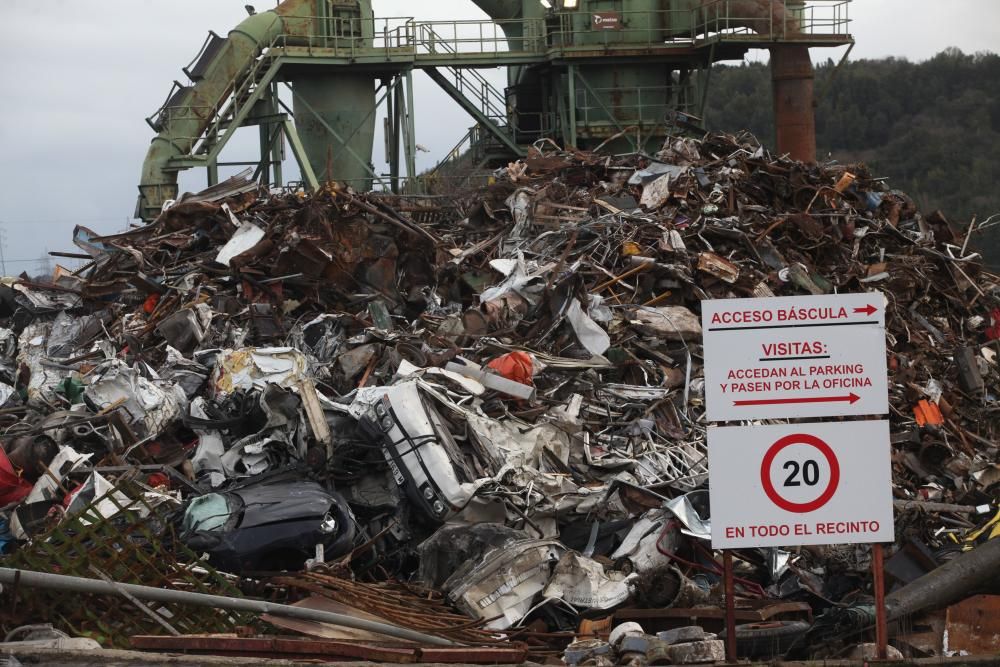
[704,48,1000,265]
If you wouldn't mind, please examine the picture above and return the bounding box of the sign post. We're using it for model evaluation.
[702,293,893,662]
[723,551,736,663]
[873,544,888,659]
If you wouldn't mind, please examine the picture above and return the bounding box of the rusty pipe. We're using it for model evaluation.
[885,536,1000,620]
[770,44,816,162]
[688,1,815,162]
[692,0,801,35]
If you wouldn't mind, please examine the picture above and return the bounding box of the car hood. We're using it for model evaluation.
[232,480,333,530]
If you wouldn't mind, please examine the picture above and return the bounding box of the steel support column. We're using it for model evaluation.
[207,158,219,187]
[387,77,401,192]
[567,64,577,148]
[404,69,417,181]
[270,82,284,188]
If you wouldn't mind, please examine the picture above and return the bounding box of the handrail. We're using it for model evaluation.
[173,11,286,156]
[194,40,280,156]
[432,125,480,174]
[424,124,499,191]
[574,85,693,127]
[407,18,539,56]
[415,23,507,122]
[693,0,851,41]
[430,106,556,177]
[551,8,696,50]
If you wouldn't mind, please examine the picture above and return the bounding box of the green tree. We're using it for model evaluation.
[703,49,1000,265]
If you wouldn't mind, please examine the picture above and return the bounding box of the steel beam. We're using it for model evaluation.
[567,64,577,147]
[390,76,403,192]
[403,70,417,181]
[282,119,319,191]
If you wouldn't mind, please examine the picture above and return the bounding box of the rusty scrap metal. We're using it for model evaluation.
[273,571,505,645]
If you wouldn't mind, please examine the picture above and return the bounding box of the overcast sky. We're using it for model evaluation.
[0,0,996,275]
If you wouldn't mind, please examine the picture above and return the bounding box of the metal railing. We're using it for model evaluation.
[428,124,490,181]
[408,18,544,56]
[574,85,688,126]
[192,40,280,156]
[549,8,696,49]
[695,0,851,41]
[454,68,507,122]
[271,16,414,55]
[147,11,286,146]
[429,110,554,177]
[431,123,519,171]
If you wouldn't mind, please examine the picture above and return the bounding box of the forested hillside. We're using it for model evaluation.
[704,48,1000,263]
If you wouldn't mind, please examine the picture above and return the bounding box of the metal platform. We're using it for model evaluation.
[143,1,853,213]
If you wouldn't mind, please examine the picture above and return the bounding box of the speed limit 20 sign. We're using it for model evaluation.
[708,420,894,548]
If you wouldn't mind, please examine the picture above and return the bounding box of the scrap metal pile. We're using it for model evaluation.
[1,130,999,661]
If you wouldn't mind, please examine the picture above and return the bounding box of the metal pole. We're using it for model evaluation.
[282,120,320,191]
[873,543,888,659]
[0,567,455,647]
[258,118,272,187]
[404,69,418,182]
[391,76,402,193]
[567,65,577,147]
[270,82,283,188]
[723,550,737,662]
[207,157,219,187]
[887,532,1000,620]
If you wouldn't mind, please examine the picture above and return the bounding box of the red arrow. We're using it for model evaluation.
[853,304,878,316]
[734,393,860,407]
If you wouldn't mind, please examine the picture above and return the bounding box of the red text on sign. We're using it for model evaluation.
[724,520,882,540]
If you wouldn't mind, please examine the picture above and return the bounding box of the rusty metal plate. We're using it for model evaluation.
[944,594,1000,654]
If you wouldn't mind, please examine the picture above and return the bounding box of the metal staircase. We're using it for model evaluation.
[427,124,510,188]
[413,23,523,158]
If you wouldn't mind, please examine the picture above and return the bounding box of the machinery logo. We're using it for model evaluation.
[591,11,621,30]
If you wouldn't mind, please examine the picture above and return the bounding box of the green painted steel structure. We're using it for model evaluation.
[137,0,852,220]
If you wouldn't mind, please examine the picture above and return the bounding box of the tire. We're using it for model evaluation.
[735,620,810,659]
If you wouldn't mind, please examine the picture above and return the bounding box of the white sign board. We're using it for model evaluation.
[702,293,888,421]
[708,420,894,548]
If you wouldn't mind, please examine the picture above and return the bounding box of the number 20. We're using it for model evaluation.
[783,459,819,486]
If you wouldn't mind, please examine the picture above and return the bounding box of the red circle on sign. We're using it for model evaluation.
[760,433,840,513]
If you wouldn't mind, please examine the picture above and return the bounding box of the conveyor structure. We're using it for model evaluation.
[137,0,853,220]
